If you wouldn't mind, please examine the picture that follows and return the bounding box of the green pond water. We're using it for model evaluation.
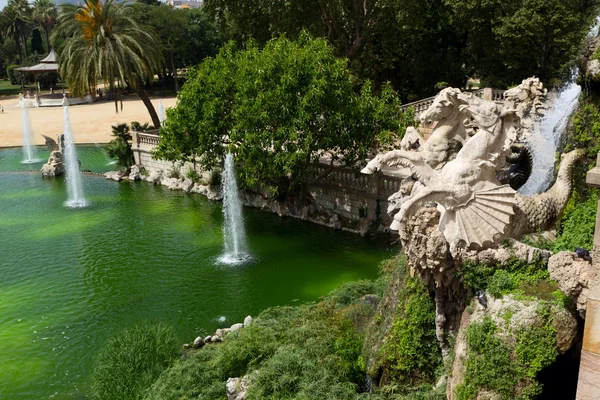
[0,147,392,399]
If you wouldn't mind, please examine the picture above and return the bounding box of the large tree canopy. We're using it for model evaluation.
[206,0,600,97]
[155,34,411,194]
[446,0,600,87]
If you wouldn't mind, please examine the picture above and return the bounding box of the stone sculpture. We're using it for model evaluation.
[362,82,581,251]
[41,133,65,177]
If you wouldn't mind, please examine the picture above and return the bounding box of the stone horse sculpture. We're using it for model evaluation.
[362,85,583,251]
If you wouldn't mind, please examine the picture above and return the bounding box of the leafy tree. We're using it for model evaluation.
[32,0,58,53]
[53,0,164,128]
[446,0,600,87]
[155,34,407,195]
[204,0,466,100]
[137,5,222,93]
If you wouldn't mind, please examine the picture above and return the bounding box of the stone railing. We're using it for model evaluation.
[312,163,403,199]
[135,130,160,147]
[400,88,507,119]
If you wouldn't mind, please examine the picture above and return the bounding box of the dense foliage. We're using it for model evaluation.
[155,34,410,195]
[89,323,178,400]
[446,0,599,87]
[206,0,599,98]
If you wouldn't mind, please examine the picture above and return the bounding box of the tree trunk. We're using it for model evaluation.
[170,50,179,93]
[44,26,50,53]
[136,77,161,129]
[15,37,23,63]
[22,34,29,58]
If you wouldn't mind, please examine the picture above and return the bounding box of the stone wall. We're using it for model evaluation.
[131,131,402,232]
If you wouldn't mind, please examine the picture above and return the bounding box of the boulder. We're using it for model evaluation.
[147,170,163,184]
[548,251,600,318]
[229,323,244,332]
[193,336,204,349]
[190,184,222,200]
[243,316,253,327]
[181,178,194,192]
[447,294,578,400]
[226,375,252,400]
[128,165,142,181]
[104,171,123,182]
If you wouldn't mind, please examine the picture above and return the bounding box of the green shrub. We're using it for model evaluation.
[458,257,550,294]
[7,64,19,85]
[327,280,379,308]
[89,323,178,400]
[377,276,441,385]
[185,167,201,183]
[554,190,597,252]
[209,168,222,187]
[106,124,134,171]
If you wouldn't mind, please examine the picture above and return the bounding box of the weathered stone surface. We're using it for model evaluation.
[229,323,244,332]
[41,150,64,177]
[128,165,142,181]
[243,316,253,327]
[447,295,578,400]
[104,171,123,182]
[226,375,252,400]
[190,184,222,200]
[147,170,163,184]
[359,294,380,309]
[548,251,600,318]
[193,336,204,349]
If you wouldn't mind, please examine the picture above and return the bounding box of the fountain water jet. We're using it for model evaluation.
[158,99,166,126]
[62,106,87,208]
[218,153,250,265]
[20,98,40,164]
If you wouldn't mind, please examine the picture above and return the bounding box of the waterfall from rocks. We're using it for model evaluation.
[219,153,250,264]
[519,80,581,195]
[63,106,87,208]
[20,98,40,164]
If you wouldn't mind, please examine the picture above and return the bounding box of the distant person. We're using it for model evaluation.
[0,104,4,114]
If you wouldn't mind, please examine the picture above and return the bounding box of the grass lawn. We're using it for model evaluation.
[0,80,23,96]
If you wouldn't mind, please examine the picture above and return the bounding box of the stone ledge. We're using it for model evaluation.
[586,167,600,187]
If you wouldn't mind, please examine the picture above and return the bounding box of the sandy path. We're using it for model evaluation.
[0,94,177,148]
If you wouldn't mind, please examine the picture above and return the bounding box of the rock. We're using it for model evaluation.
[359,294,380,309]
[447,294,578,400]
[181,178,194,192]
[104,171,123,182]
[216,328,228,337]
[548,251,600,318]
[211,335,222,343]
[204,335,212,343]
[161,177,182,190]
[329,214,342,230]
[226,375,252,400]
[229,323,244,332]
[193,336,204,349]
[183,343,191,350]
[128,165,142,181]
[147,170,163,184]
[243,316,253,327]
[189,184,222,200]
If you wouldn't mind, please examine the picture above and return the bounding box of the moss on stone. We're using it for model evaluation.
[456,304,559,400]
[363,257,441,387]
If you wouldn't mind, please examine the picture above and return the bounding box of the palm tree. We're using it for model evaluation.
[53,0,163,128]
[33,0,58,53]
[0,3,31,62]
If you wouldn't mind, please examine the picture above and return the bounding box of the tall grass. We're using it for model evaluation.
[89,323,178,400]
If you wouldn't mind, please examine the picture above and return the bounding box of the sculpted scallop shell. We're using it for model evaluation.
[442,185,516,248]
